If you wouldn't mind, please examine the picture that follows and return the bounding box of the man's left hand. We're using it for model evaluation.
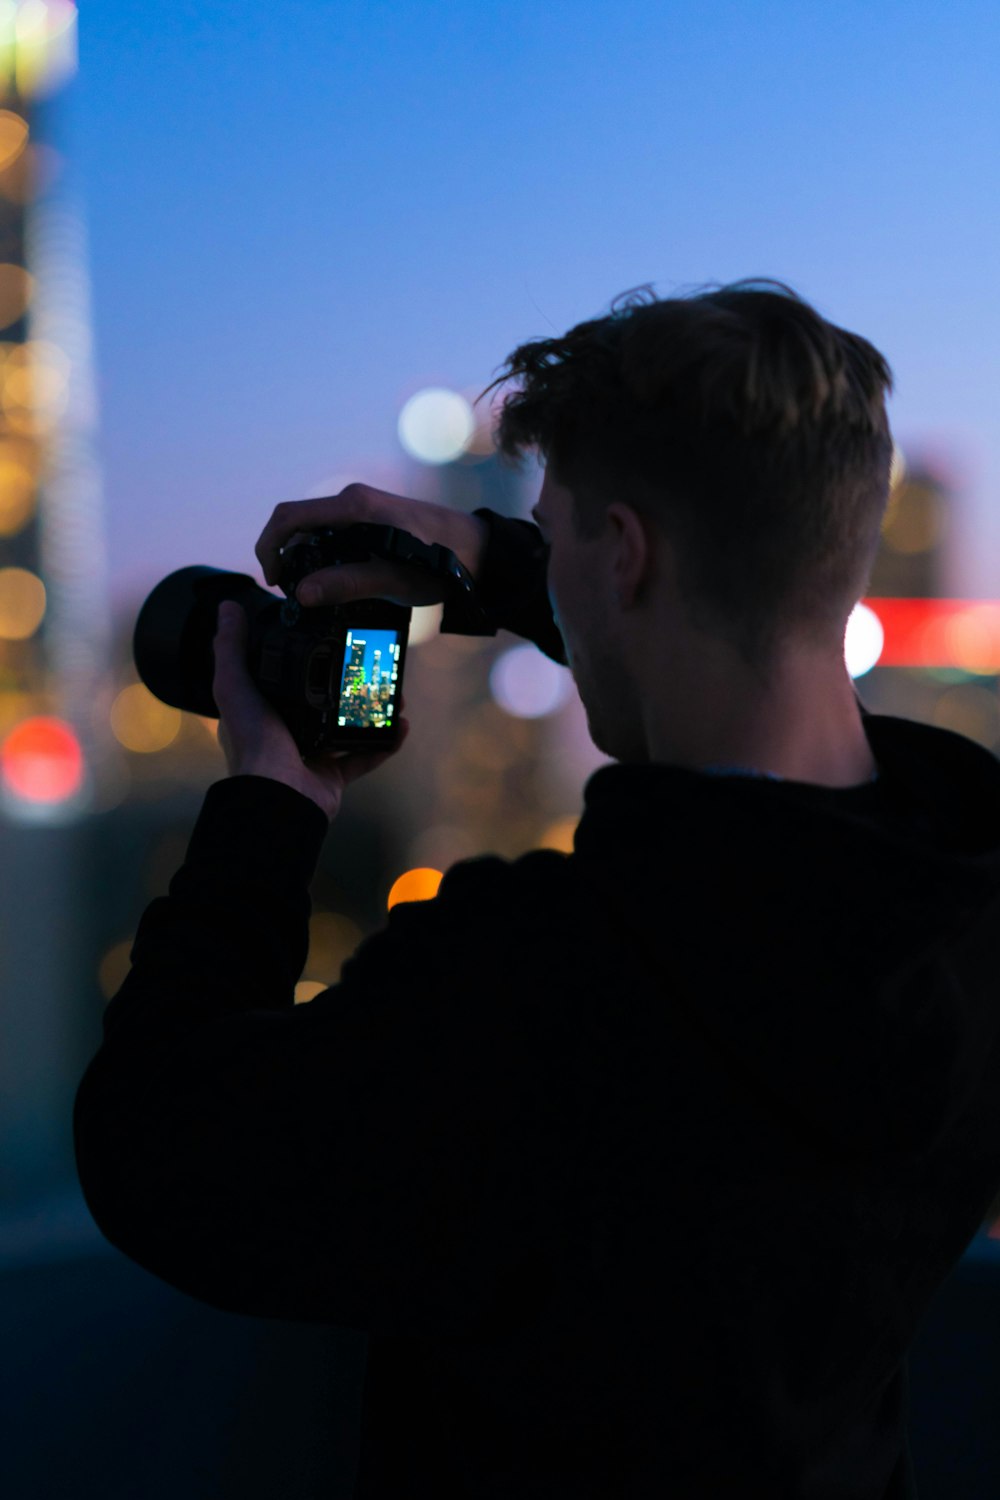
[212,600,410,824]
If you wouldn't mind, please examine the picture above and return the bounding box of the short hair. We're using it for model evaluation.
[480,279,894,673]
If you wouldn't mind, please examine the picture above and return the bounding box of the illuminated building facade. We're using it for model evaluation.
[0,2,118,1206]
[0,1,112,824]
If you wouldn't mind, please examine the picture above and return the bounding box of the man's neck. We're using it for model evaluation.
[644,655,878,789]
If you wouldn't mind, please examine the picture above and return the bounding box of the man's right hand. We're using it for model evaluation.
[254,484,489,611]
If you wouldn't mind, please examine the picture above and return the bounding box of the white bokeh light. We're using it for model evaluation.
[488,643,574,719]
[845,601,884,679]
[398,388,475,464]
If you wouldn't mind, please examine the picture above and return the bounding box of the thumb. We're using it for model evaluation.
[216,599,247,635]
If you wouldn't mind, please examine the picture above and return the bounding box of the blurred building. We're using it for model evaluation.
[860,452,1000,756]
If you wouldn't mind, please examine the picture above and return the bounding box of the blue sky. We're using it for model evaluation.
[65,0,1000,610]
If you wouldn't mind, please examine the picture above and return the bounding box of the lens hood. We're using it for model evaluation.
[132,566,275,719]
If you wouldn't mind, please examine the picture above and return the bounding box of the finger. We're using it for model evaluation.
[294,559,406,607]
[255,485,374,585]
[212,601,251,708]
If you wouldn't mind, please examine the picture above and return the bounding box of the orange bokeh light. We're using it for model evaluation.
[387,866,443,910]
[1,714,84,802]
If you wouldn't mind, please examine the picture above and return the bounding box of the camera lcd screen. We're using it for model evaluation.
[338,627,401,730]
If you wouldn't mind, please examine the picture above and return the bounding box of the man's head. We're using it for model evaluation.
[479,280,894,779]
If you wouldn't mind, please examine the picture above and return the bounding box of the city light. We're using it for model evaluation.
[0,448,36,534]
[97,938,132,1001]
[0,713,83,802]
[294,981,327,1005]
[536,814,579,854]
[1,338,71,429]
[0,107,27,169]
[0,563,45,636]
[387,866,443,910]
[109,683,182,754]
[0,0,78,99]
[397,387,475,464]
[865,599,1000,671]
[844,601,884,678]
[488,641,574,719]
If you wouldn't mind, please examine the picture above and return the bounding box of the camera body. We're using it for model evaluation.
[133,524,419,758]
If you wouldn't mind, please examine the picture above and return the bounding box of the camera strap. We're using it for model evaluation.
[345,522,497,635]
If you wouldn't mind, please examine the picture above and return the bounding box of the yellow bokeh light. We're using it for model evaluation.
[110,683,182,753]
[880,482,944,555]
[7,0,79,99]
[295,980,328,1005]
[2,339,70,428]
[535,814,579,854]
[387,866,443,911]
[0,565,45,638]
[0,110,28,172]
[0,264,32,331]
[889,443,906,492]
[944,607,1000,675]
[0,458,35,535]
[98,938,133,1000]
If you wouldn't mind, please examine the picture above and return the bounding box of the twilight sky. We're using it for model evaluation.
[62,0,1000,614]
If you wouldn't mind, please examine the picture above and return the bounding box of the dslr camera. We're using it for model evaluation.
[132,522,488,758]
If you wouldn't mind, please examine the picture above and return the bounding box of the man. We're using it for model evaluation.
[74,281,1000,1497]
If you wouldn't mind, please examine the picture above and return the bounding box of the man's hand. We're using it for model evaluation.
[212,600,409,824]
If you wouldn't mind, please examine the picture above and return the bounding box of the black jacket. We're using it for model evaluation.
[74,507,1000,1498]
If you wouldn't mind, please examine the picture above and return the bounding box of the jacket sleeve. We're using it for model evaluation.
[73,775,551,1337]
[439,507,568,667]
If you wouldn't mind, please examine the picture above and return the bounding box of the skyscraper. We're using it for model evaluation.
[0,2,115,1205]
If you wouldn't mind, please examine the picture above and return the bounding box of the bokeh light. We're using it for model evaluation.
[880,480,945,555]
[845,601,884,678]
[294,980,328,1005]
[535,814,579,854]
[110,683,182,753]
[0,109,28,171]
[488,641,574,719]
[0,565,45,637]
[97,938,133,1000]
[397,388,475,464]
[944,605,1000,675]
[5,0,79,99]
[1,338,70,430]
[1,714,84,802]
[387,866,443,909]
[0,453,36,535]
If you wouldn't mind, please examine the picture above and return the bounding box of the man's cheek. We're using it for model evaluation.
[547,578,562,636]
[547,578,572,666]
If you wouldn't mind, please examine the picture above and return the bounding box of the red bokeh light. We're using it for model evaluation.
[1,716,84,803]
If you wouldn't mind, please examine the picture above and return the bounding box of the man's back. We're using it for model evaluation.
[75,510,1000,1498]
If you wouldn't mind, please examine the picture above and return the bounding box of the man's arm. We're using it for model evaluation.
[73,775,546,1335]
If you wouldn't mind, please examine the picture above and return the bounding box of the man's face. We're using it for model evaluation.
[532,469,648,762]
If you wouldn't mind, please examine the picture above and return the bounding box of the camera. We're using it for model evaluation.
[132,524,417,759]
